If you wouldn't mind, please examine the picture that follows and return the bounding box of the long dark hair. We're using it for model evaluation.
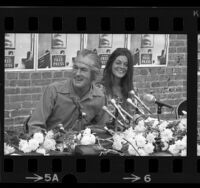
[102,48,134,99]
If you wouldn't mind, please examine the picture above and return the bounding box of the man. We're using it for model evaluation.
[28,49,106,131]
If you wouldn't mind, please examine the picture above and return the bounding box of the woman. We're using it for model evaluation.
[101,48,142,131]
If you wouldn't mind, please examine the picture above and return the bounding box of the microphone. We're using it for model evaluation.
[129,90,152,114]
[118,104,133,120]
[110,99,128,123]
[143,94,174,109]
[127,98,145,116]
[102,106,124,127]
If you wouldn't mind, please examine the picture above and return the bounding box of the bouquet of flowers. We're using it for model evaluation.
[107,116,187,156]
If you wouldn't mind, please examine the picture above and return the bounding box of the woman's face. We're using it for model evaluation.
[112,55,128,79]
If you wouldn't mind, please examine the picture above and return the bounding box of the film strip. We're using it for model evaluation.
[0,7,200,183]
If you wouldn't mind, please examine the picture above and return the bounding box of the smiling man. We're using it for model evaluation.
[27,49,107,131]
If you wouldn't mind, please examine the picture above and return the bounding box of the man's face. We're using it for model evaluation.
[72,55,93,89]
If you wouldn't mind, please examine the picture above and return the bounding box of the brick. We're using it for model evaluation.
[22,101,38,108]
[151,82,160,87]
[64,71,73,78]
[32,94,42,101]
[5,80,9,86]
[6,72,18,79]
[157,68,166,74]
[169,35,177,40]
[52,79,65,83]
[159,75,170,81]
[167,61,176,66]
[53,71,63,78]
[168,81,179,87]
[133,68,141,76]
[21,87,42,94]
[4,103,21,110]
[14,116,27,125]
[5,96,9,103]
[19,72,31,79]
[10,95,32,103]
[173,68,182,74]
[169,41,186,47]
[168,47,177,53]
[11,109,31,117]
[166,68,174,74]
[31,79,51,86]
[149,68,158,75]
[4,118,14,126]
[31,72,42,79]
[134,75,146,82]
[10,80,31,87]
[177,47,187,53]
[42,72,52,79]
[5,88,20,95]
[177,35,187,40]
[175,74,187,80]
[4,111,11,118]
[140,69,149,75]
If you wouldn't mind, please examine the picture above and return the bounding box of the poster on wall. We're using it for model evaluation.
[5,56,15,68]
[52,54,66,67]
[99,34,113,48]
[38,51,51,68]
[5,33,16,49]
[141,53,153,65]
[52,34,67,49]
[141,34,154,48]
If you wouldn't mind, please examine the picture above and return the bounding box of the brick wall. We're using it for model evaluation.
[4,34,187,128]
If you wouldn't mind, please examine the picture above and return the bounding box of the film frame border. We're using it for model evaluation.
[0,7,199,183]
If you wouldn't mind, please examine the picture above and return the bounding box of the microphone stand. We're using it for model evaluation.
[156,104,163,122]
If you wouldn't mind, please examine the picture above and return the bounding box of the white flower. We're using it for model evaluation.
[168,144,180,155]
[36,147,46,155]
[28,139,40,151]
[33,132,44,144]
[138,120,145,127]
[152,119,159,128]
[19,139,32,153]
[146,133,156,143]
[178,123,185,131]
[182,135,187,144]
[138,148,148,156]
[76,133,82,140]
[162,142,169,151]
[134,124,146,132]
[80,134,96,145]
[180,149,186,156]
[128,144,139,156]
[43,138,56,151]
[143,143,154,154]
[197,144,200,156]
[180,118,187,127]
[113,133,125,144]
[4,143,15,155]
[45,130,54,139]
[175,140,186,150]
[123,128,135,142]
[83,128,91,135]
[160,129,173,142]
[158,121,168,131]
[112,140,123,151]
[135,134,146,148]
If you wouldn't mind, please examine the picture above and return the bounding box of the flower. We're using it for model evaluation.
[143,143,154,154]
[123,127,136,142]
[28,139,40,151]
[174,140,186,150]
[45,130,54,139]
[134,124,146,132]
[19,139,32,153]
[168,144,180,155]
[36,147,46,155]
[4,143,15,155]
[160,129,173,142]
[158,121,168,131]
[128,144,139,156]
[138,148,148,156]
[80,134,96,145]
[33,132,44,144]
[83,128,91,135]
[197,144,200,156]
[112,140,123,151]
[76,133,82,140]
[180,149,186,156]
[43,138,56,151]
[146,133,156,143]
[135,134,146,148]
